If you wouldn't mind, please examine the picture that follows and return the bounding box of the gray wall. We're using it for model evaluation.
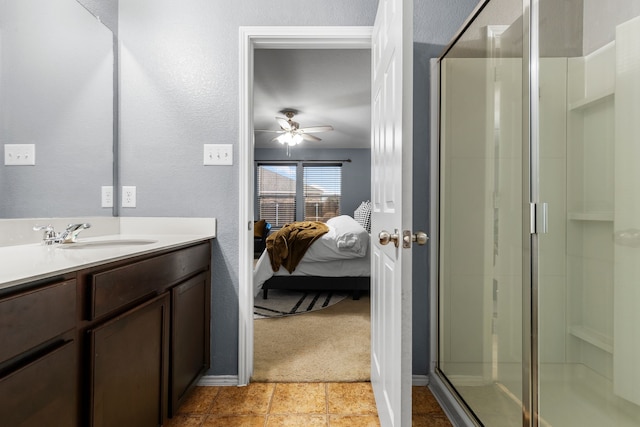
[583,0,640,54]
[0,0,113,218]
[254,148,371,220]
[412,0,481,375]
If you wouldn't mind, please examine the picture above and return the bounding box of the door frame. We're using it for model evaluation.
[238,26,373,386]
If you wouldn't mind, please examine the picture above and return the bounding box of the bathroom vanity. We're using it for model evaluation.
[0,235,212,427]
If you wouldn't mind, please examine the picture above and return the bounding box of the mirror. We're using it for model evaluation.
[0,0,117,218]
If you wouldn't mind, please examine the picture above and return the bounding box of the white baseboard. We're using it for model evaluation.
[197,375,239,386]
[412,375,430,386]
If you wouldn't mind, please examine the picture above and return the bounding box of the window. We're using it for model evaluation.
[303,164,341,221]
[257,164,296,228]
[257,163,342,226]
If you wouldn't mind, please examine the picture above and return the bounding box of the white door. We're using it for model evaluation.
[371,0,414,426]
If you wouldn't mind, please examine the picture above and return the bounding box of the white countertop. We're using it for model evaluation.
[0,233,214,291]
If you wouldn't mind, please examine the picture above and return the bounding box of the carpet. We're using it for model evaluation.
[253,289,349,319]
[252,295,370,383]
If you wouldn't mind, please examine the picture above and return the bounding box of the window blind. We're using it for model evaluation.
[303,164,341,222]
[257,164,296,227]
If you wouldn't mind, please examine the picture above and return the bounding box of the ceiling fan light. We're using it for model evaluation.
[277,133,292,144]
[276,132,303,146]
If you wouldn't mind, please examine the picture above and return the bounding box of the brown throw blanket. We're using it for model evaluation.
[266,221,329,273]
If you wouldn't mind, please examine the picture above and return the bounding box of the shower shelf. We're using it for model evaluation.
[568,212,614,221]
[568,325,613,354]
[569,91,614,111]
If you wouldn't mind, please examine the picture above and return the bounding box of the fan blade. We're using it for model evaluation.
[301,133,321,142]
[276,117,292,131]
[298,125,334,134]
[255,129,285,133]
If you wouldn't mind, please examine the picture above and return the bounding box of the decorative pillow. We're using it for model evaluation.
[353,200,371,233]
[254,220,266,238]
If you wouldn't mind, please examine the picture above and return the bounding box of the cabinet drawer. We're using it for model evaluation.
[91,242,209,319]
[0,341,77,427]
[0,280,76,363]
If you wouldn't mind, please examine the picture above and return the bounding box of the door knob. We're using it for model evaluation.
[379,230,400,248]
[403,230,428,248]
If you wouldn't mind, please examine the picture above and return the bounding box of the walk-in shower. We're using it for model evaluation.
[431,0,640,425]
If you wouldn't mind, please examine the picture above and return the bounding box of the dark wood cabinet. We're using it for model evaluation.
[170,272,210,415]
[0,279,77,427]
[0,340,77,427]
[89,294,170,427]
[90,243,210,320]
[0,240,211,427]
[85,241,211,426]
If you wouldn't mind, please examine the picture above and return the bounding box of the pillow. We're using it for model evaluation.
[327,215,369,254]
[254,220,266,238]
[301,215,370,262]
[353,200,372,233]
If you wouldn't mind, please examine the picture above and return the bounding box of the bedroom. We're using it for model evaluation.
[251,47,372,381]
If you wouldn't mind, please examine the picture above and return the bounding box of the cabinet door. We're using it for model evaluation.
[89,293,170,427]
[0,341,77,427]
[170,272,210,415]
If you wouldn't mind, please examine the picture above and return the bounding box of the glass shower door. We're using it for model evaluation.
[437,0,527,424]
[537,1,640,425]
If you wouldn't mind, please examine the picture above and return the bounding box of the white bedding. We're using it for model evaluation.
[253,215,371,297]
[253,245,370,297]
[299,215,369,262]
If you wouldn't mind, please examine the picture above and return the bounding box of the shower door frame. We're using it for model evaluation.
[428,0,542,425]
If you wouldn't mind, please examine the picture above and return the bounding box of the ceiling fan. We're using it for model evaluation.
[255,109,334,147]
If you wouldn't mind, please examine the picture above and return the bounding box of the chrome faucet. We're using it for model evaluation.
[33,223,91,245]
[59,223,91,243]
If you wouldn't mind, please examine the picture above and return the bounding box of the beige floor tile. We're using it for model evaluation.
[165,414,206,427]
[267,414,328,426]
[173,382,456,426]
[270,383,327,414]
[327,382,377,415]
[412,414,453,427]
[329,414,381,426]
[177,386,221,414]
[202,415,266,427]
[412,386,445,415]
[210,383,275,415]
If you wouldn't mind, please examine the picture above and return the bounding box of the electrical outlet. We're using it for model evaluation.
[203,144,232,165]
[122,186,136,208]
[4,144,36,165]
[101,186,113,208]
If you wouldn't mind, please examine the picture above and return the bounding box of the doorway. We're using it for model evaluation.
[238,26,373,386]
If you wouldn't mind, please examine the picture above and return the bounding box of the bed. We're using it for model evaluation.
[253,214,371,300]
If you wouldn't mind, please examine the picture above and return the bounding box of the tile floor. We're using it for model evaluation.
[166,382,452,427]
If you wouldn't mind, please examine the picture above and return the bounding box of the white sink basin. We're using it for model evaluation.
[57,239,158,249]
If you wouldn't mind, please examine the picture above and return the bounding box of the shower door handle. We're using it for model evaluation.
[530,202,548,234]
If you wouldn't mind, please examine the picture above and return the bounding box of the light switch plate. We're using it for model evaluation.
[204,144,232,165]
[4,144,35,165]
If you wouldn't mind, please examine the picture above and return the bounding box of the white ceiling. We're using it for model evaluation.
[253,49,371,149]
